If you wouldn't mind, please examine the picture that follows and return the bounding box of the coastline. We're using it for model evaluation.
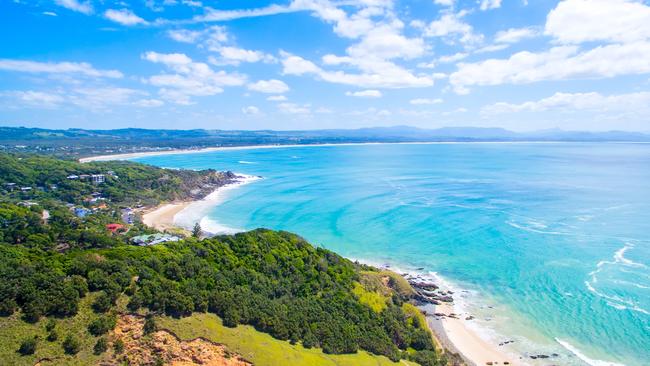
[141,174,261,236]
[123,150,516,366]
[142,173,515,366]
[78,141,567,163]
[360,261,515,366]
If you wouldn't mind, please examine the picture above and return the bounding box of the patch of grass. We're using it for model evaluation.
[359,270,416,297]
[0,294,105,366]
[157,313,419,366]
[352,282,389,313]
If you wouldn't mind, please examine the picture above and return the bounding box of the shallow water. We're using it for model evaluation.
[135,142,650,366]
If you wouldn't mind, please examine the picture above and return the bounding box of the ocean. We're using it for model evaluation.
[134,142,650,366]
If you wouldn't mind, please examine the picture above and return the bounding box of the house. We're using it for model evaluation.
[74,207,91,218]
[131,233,180,246]
[92,174,105,184]
[79,174,91,181]
[3,183,16,190]
[67,174,79,180]
[20,186,32,192]
[106,223,126,234]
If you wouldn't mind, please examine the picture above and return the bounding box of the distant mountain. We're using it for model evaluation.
[1,125,649,157]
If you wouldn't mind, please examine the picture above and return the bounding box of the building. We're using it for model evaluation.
[67,174,79,180]
[92,174,105,184]
[106,223,126,234]
[131,233,180,246]
[74,207,91,218]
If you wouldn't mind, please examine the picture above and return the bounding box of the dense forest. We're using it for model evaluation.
[0,153,450,365]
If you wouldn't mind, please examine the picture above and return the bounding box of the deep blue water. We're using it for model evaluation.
[135,143,650,366]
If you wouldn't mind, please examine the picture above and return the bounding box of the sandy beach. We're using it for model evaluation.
[79,141,564,163]
[142,202,191,232]
[426,302,514,366]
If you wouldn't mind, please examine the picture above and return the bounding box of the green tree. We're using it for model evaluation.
[18,337,37,355]
[93,337,108,355]
[62,334,81,355]
[192,222,202,238]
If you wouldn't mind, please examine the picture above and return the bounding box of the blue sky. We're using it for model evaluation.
[1,0,650,131]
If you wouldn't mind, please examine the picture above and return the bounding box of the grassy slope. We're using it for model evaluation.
[157,313,418,366]
[0,294,104,366]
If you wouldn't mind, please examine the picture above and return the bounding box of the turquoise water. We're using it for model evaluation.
[135,143,650,366]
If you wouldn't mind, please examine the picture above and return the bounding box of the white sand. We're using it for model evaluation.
[142,202,190,232]
[427,302,514,366]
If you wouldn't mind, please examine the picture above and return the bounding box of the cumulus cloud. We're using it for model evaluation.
[267,95,287,102]
[0,59,123,78]
[1,90,65,108]
[54,0,93,15]
[480,0,502,11]
[104,9,148,26]
[545,0,650,44]
[482,91,650,114]
[142,51,246,104]
[167,29,203,43]
[449,43,650,93]
[410,98,443,105]
[494,27,539,44]
[424,12,483,45]
[247,79,289,94]
[242,105,260,114]
[2,87,152,111]
[276,1,434,89]
[278,102,310,114]
[134,98,164,107]
[346,90,382,98]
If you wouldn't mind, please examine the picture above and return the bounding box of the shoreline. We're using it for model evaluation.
[79,141,572,163]
[141,175,516,366]
[141,174,261,236]
[359,261,516,366]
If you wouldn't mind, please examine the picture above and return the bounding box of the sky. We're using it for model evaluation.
[1,0,650,132]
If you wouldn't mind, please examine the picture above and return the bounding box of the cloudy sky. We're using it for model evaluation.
[1,0,650,131]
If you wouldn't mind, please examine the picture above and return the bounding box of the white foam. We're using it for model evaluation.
[173,174,261,234]
[238,160,257,164]
[555,338,626,366]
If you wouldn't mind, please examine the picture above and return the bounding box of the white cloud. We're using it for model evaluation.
[281,52,433,88]
[142,51,246,104]
[545,0,650,44]
[438,52,468,63]
[242,105,260,114]
[185,3,300,24]
[410,98,443,105]
[267,95,288,101]
[449,42,650,93]
[54,0,93,15]
[475,44,509,53]
[424,12,483,45]
[277,1,434,89]
[434,0,455,6]
[482,91,650,114]
[1,91,65,108]
[167,29,203,43]
[134,99,164,107]
[2,87,150,111]
[214,46,275,65]
[247,79,289,94]
[278,102,310,114]
[494,27,539,44]
[0,59,123,78]
[42,11,58,17]
[346,89,382,98]
[480,0,502,11]
[104,9,148,26]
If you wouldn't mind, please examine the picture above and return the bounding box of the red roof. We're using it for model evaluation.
[106,223,125,232]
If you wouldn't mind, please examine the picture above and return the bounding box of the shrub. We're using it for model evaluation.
[93,337,108,355]
[63,335,81,355]
[18,337,37,355]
